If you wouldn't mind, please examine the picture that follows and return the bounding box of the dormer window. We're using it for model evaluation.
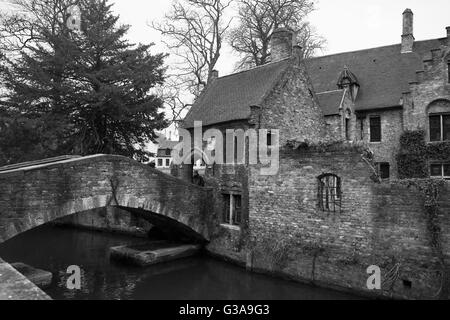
[337,66,360,101]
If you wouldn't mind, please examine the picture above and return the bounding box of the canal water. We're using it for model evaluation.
[0,225,361,300]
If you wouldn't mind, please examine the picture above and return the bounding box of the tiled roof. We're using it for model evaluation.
[307,38,445,112]
[182,59,291,128]
[316,90,346,116]
[182,38,446,128]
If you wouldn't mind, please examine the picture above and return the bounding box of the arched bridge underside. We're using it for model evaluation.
[0,155,213,244]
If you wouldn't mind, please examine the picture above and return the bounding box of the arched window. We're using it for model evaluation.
[318,174,342,213]
[428,99,450,142]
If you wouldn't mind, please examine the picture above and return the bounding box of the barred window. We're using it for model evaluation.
[318,174,342,213]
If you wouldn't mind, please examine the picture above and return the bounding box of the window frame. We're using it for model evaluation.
[430,163,450,180]
[376,162,391,180]
[429,113,450,142]
[157,158,163,167]
[369,116,382,143]
[317,174,342,213]
[222,193,242,227]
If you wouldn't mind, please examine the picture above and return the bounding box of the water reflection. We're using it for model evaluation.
[0,225,360,300]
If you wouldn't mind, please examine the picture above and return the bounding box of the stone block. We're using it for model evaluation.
[110,242,201,267]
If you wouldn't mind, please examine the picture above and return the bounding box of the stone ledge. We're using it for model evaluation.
[110,242,201,267]
[0,258,51,300]
[11,263,53,289]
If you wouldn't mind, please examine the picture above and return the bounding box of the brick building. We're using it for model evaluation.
[184,8,450,180]
[154,137,178,174]
[181,9,450,214]
[177,9,450,299]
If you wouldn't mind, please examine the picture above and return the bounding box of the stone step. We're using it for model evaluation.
[110,242,201,267]
[10,263,53,289]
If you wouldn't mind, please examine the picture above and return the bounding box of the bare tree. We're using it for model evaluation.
[156,78,193,131]
[152,0,233,99]
[229,0,326,69]
[0,0,79,53]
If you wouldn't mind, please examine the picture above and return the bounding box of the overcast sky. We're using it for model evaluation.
[112,0,450,76]
[1,0,449,144]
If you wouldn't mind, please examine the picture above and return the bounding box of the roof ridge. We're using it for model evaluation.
[216,57,291,81]
[307,37,443,61]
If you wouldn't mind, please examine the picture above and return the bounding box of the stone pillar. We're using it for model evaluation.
[401,9,414,53]
[270,28,294,62]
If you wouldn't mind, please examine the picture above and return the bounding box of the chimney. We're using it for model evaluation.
[271,28,294,61]
[209,70,219,84]
[293,45,303,57]
[446,26,450,45]
[292,45,303,64]
[401,9,414,53]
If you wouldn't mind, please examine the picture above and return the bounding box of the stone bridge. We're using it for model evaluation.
[0,155,214,244]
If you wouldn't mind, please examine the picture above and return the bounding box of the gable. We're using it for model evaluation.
[182,59,291,129]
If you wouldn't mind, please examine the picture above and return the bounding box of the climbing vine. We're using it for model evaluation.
[397,130,450,179]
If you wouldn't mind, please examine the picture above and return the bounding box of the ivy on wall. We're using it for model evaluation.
[400,179,449,299]
[397,130,450,179]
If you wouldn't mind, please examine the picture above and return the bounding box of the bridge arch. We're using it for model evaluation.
[0,155,213,244]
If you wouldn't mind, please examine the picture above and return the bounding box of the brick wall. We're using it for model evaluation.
[208,147,450,299]
[357,108,404,179]
[406,48,450,133]
[248,148,450,299]
[259,59,328,146]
